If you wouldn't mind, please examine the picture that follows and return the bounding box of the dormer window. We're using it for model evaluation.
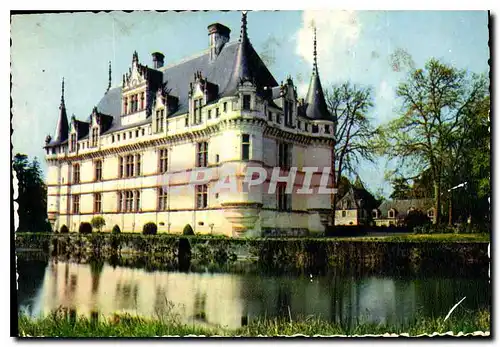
[193,98,202,124]
[140,92,145,110]
[70,133,77,153]
[155,109,164,133]
[91,127,99,147]
[372,209,379,218]
[388,209,396,218]
[131,94,138,113]
[242,95,251,111]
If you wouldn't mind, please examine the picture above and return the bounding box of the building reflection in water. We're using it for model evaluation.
[26,260,488,330]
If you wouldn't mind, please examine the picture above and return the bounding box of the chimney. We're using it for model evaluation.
[208,23,231,61]
[152,52,165,69]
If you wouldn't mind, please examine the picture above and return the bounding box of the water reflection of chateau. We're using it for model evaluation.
[35,261,484,329]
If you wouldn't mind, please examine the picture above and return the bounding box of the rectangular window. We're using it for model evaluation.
[135,190,141,212]
[159,149,168,173]
[125,155,134,177]
[196,184,208,209]
[135,154,141,176]
[242,134,250,160]
[112,135,115,143]
[185,116,189,127]
[194,99,202,124]
[72,194,80,214]
[72,164,80,184]
[196,142,208,167]
[117,134,120,141]
[94,193,102,213]
[95,160,102,181]
[312,124,319,133]
[92,127,99,147]
[223,102,227,112]
[136,129,139,137]
[125,190,134,212]
[70,133,77,152]
[277,185,290,211]
[278,142,291,170]
[276,113,281,124]
[117,192,123,212]
[142,128,145,136]
[123,133,126,140]
[158,187,168,211]
[156,109,164,132]
[325,124,330,134]
[119,157,124,178]
[268,111,273,121]
[208,109,212,119]
[242,95,251,110]
[297,121,302,130]
[215,108,220,118]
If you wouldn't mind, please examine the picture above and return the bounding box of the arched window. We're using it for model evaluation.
[372,209,378,218]
[342,210,347,217]
[388,209,396,219]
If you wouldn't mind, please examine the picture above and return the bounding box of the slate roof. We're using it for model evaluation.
[47,13,333,145]
[47,80,69,147]
[336,186,379,211]
[376,199,434,219]
[95,36,278,134]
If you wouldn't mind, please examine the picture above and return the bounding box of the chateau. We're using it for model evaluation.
[44,13,336,237]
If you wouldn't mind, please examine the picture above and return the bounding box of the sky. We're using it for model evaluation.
[11,10,490,197]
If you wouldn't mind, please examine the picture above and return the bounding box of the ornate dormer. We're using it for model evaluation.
[68,115,90,153]
[188,71,219,125]
[152,82,178,134]
[121,51,163,125]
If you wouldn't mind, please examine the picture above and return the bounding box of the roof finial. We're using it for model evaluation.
[240,11,248,42]
[60,77,65,107]
[107,61,112,92]
[313,26,318,74]
[132,50,138,63]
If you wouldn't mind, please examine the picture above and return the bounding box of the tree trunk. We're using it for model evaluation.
[448,194,453,226]
[433,182,441,225]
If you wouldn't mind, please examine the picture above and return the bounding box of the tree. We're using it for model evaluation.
[91,216,106,233]
[389,177,412,199]
[325,82,378,223]
[379,59,488,224]
[13,154,50,232]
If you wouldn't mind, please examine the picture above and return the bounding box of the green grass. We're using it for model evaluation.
[18,309,490,337]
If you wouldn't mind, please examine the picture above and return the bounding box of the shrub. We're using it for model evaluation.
[112,225,121,234]
[143,222,157,235]
[60,225,69,233]
[404,210,430,232]
[79,222,93,234]
[183,224,194,236]
[91,216,106,233]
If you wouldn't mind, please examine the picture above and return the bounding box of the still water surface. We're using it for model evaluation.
[17,257,490,330]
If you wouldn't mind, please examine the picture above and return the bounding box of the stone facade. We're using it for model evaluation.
[44,14,336,237]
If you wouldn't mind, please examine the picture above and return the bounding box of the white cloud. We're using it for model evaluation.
[295,10,361,82]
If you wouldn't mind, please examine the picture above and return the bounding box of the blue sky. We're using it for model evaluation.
[11,10,489,197]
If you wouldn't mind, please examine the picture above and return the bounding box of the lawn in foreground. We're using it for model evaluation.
[18,309,490,337]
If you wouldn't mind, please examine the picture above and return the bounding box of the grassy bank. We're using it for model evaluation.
[18,310,490,337]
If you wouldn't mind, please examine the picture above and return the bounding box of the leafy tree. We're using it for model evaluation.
[389,177,412,199]
[378,59,488,224]
[325,82,378,222]
[91,216,106,233]
[13,154,50,232]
